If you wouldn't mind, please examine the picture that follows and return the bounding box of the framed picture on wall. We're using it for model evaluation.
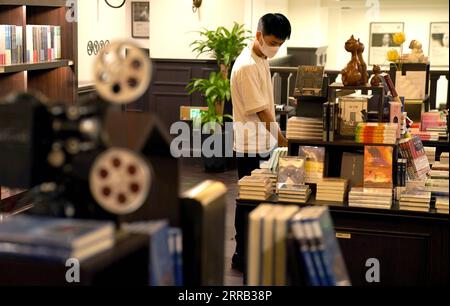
[368,22,404,66]
[429,22,449,67]
[131,1,150,38]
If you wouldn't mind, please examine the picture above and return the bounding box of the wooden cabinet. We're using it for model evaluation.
[236,198,449,286]
[0,0,77,104]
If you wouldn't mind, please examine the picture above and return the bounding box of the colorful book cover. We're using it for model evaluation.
[298,146,325,184]
[364,146,393,188]
[277,156,306,187]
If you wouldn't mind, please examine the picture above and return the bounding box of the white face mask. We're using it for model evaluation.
[257,37,280,59]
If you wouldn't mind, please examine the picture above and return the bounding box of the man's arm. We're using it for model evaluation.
[257,108,288,147]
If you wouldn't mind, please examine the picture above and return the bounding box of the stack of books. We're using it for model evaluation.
[440,152,449,164]
[399,190,431,212]
[247,204,351,286]
[238,176,273,201]
[0,216,115,261]
[428,169,449,180]
[411,129,439,141]
[0,25,23,65]
[425,177,449,197]
[277,184,312,203]
[424,147,436,164]
[435,197,449,214]
[251,169,277,192]
[286,116,323,140]
[348,187,392,209]
[432,162,449,171]
[316,178,348,203]
[421,111,448,139]
[399,136,430,180]
[354,123,398,144]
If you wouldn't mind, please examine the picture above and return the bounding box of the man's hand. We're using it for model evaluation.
[278,135,288,147]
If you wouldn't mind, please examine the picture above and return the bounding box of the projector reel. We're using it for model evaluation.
[93,40,151,105]
[89,147,152,215]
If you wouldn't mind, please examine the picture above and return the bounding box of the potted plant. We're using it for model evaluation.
[186,22,251,172]
[187,72,232,172]
[190,22,251,115]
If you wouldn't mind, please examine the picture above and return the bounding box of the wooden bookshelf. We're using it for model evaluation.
[0,1,77,103]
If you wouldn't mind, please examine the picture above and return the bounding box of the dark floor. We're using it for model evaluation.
[179,158,243,286]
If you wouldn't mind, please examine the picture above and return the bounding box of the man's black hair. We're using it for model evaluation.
[257,13,291,40]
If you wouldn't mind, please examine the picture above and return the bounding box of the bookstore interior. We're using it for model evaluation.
[0,0,449,290]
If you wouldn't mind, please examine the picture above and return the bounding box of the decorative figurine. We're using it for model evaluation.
[357,39,368,85]
[370,65,382,86]
[341,35,362,86]
[401,40,429,63]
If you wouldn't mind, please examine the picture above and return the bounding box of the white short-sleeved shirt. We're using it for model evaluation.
[231,47,277,154]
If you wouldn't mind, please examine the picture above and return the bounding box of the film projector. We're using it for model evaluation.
[0,41,180,226]
[0,40,227,286]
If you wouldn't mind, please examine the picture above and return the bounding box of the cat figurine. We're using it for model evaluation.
[341,35,362,86]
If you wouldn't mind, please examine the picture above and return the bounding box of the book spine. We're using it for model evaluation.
[11,26,16,64]
[5,25,11,65]
[329,102,335,142]
[0,25,4,65]
[323,102,329,141]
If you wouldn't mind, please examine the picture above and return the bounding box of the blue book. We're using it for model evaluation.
[291,213,320,286]
[0,215,115,261]
[123,221,175,286]
[311,207,351,286]
[299,211,329,286]
[169,227,183,286]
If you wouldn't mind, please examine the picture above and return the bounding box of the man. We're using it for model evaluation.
[230,13,291,271]
[381,33,391,47]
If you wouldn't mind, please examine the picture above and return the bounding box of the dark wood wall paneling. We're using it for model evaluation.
[123,59,217,131]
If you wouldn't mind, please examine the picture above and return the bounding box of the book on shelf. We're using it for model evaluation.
[435,196,449,214]
[399,136,430,180]
[168,227,183,286]
[338,94,368,137]
[238,175,273,200]
[0,215,114,261]
[293,65,325,97]
[298,146,325,184]
[431,162,449,171]
[247,204,275,286]
[399,190,431,212]
[440,152,449,164]
[261,147,288,173]
[25,25,61,63]
[364,146,393,188]
[355,123,398,144]
[316,178,348,202]
[122,221,176,286]
[290,206,351,286]
[287,117,323,140]
[248,204,350,286]
[340,152,364,188]
[277,156,306,187]
[348,187,393,209]
[0,25,23,65]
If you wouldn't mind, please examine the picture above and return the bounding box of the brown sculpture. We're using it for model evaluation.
[357,39,368,85]
[341,35,362,86]
[370,65,382,87]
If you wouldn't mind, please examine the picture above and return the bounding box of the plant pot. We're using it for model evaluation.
[201,128,232,173]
